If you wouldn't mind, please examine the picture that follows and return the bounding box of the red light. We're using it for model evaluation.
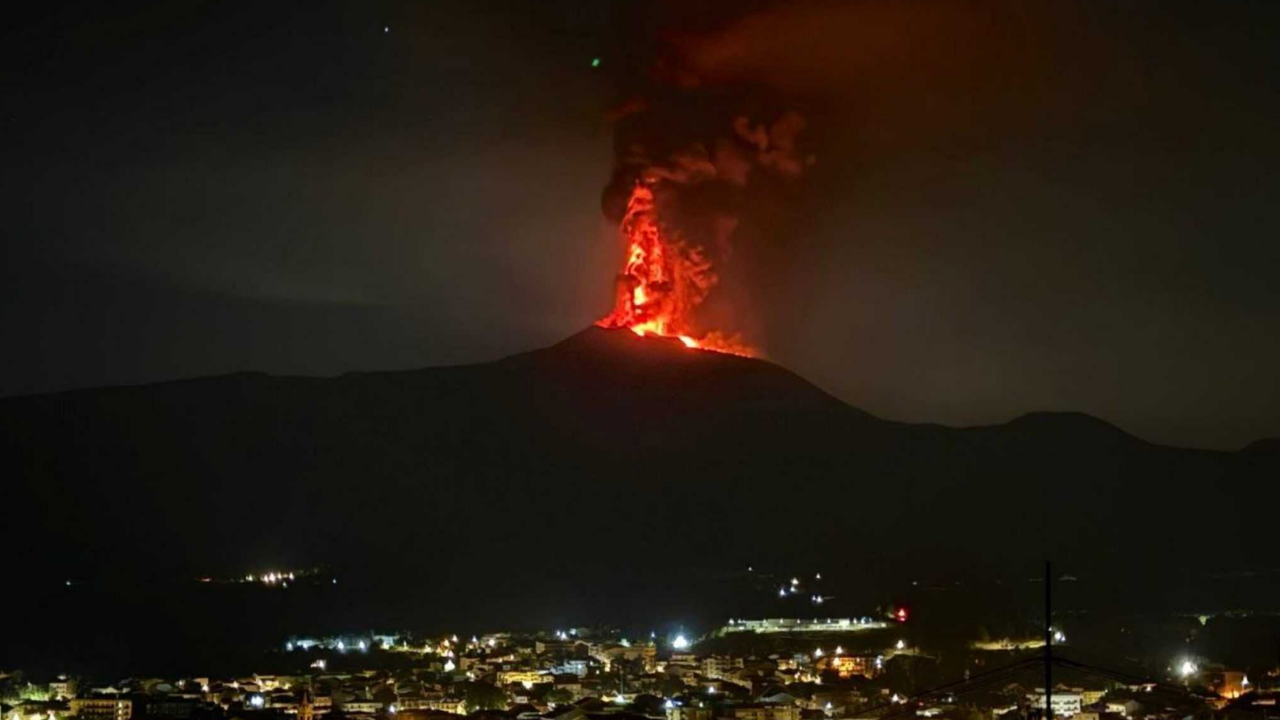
[896,607,908,622]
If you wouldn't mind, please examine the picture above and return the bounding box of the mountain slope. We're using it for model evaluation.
[3,327,1273,589]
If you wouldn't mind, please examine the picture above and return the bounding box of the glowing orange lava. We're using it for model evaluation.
[596,183,753,356]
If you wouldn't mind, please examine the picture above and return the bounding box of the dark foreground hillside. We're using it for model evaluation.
[3,327,1276,672]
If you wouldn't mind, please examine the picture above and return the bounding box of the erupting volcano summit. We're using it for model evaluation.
[596,182,752,356]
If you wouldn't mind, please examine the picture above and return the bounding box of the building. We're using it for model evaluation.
[667,706,713,720]
[70,698,132,720]
[50,677,78,700]
[1106,700,1140,717]
[431,699,467,715]
[497,671,551,687]
[717,619,887,636]
[553,660,591,677]
[816,656,877,680]
[702,656,743,680]
[1028,692,1082,717]
[1080,690,1106,706]
[592,645,657,673]
[144,699,205,719]
[732,704,800,720]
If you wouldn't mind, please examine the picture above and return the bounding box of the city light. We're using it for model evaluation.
[1053,630,1066,643]
[814,647,824,658]
[249,695,264,709]
[672,634,690,650]
[835,646,844,655]
[896,607,909,622]
[896,639,906,650]
[1179,660,1198,677]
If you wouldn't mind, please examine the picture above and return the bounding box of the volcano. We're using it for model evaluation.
[3,327,1277,614]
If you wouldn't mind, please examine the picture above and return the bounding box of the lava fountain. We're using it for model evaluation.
[595,182,753,356]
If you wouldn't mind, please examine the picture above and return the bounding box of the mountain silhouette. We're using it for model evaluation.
[3,327,1274,631]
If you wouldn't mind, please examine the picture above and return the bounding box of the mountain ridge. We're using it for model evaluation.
[9,327,1262,451]
[3,326,1274,591]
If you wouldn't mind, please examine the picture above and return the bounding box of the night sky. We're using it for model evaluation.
[4,1,1278,450]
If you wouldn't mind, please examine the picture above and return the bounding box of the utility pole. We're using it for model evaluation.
[1045,560,1053,720]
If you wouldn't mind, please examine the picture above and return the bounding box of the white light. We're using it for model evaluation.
[814,648,824,658]
[337,640,345,651]
[1054,631,1066,643]
[815,573,822,580]
[249,696,264,709]
[444,659,456,672]
[835,646,844,655]
[487,638,496,647]
[707,686,716,694]
[672,634,690,650]
[664,700,675,710]
[779,588,788,597]
[1243,675,1250,687]
[358,640,367,651]
[1179,660,1198,677]
[286,642,293,651]
[791,577,800,586]
[896,640,906,650]
[383,26,390,34]
[389,705,398,714]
